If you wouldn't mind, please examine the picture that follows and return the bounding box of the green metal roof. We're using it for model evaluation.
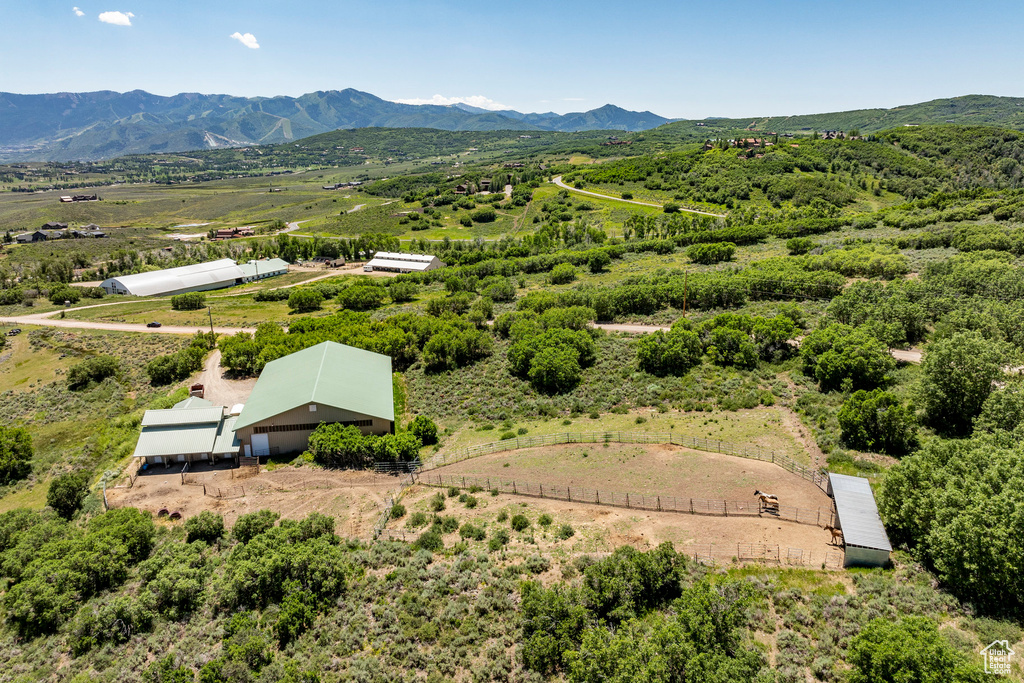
[212,416,241,454]
[233,341,394,431]
[132,424,220,458]
[142,407,224,427]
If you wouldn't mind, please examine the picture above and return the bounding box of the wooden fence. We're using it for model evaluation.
[426,431,830,491]
[371,472,416,540]
[421,472,834,527]
[203,484,246,499]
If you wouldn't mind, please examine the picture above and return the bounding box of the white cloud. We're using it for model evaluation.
[229,32,260,49]
[73,6,85,17]
[98,10,133,26]
[393,94,509,111]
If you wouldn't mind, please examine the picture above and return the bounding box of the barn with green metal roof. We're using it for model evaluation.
[232,341,395,458]
[132,396,240,466]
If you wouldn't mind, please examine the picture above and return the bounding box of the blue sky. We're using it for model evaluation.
[2,0,1022,118]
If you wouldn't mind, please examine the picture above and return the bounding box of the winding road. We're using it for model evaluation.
[551,176,725,218]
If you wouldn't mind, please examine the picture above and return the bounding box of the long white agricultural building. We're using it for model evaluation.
[101,258,289,297]
[363,252,445,273]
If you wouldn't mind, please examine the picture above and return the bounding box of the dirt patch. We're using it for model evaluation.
[193,349,256,408]
[106,464,404,539]
[776,405,827,469]
[392,484,840,568]
[432,442,828,509]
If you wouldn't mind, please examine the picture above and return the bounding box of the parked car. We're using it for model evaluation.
[6,328,21,336]
[146,321,162,328]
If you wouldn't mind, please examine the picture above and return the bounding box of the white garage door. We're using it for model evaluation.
[251,433,270,457]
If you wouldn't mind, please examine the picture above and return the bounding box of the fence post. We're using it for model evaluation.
[690,498,693,514]
[817,509,820,526]
[513,481,517,494]
[567,487,571,502]
[540,484,543,498]
[596,490,599,505]
[657,496,661,512]
[626,493,630,508]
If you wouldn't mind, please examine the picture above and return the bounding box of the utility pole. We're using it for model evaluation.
[208,306,215,337]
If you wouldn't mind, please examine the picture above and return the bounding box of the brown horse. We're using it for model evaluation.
[754,489,779,510]
[824,524,843,546]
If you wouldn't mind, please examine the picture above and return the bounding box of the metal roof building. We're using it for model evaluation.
[237,258,290,282]
[828,473,892,568]
[233,341,394,457]
[363,252,445,273]
[100,258,246,297]
[132,401,240,466]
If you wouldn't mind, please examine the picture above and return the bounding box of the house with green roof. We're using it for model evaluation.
[132,397,240,466]
[233,341,395,458]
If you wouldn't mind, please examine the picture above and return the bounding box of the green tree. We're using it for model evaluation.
[408,415,438,445]
[837,389,917,455]
[548,263,577,285]
[848,617,985,683]
[288,288,324,313]
[46,471,89,519]
[920,331,1004,435]
[170,292,206,311]
[686,242,736,264]
[588,251,612,274]
[529,346,582,394]
[636,328,702,376]
[800,324,895,392]
[66,355,120,390]
[185,511,225,544]
[233,510,280,543]
[336,284,386,310]
[0,426,33,484]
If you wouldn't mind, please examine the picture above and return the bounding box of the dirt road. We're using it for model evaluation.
[552,176,725,218]
[193,349,256,407]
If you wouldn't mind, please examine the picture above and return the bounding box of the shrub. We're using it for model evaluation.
[416,529,444,552]
[145,345,205,385]
[848,616,983,683]
[46,471,89,520]
[336,284,386,310]
[185,511,225,544]
[528,346,583,394]
[525,555,551,574]
[538,513,553,527]
[170,292,205,311]
[0,428,33,485]
[588,251,612,274]
[388,280,419,303]
[233,510,280,543]
[447,486,460,498]
[47,283,81,305]
[408,415,439,445]
[556,524,575,540]
[686,242,736,264]
[488,529,510,551]
[459,523,486,541]
[786,237,816,255]
[407,512,429,528]
[389,503,406,519]
[800,324,895,392]
[429,492,446,512]
[636,328,703,376]
[548,263,577,285]
[463,495,478,509]
[288,288,324,313]
[471,207,497,223]
[67,355,120,390]
[837,390,917,455]
[510,514,530,531]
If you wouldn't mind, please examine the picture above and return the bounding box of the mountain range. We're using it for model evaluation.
[4,89,1024,164]
[0,89,670,162]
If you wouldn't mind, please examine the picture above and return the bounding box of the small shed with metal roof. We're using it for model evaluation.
[132,399,240,466]
[233,341,395,458]
[828,473,892,568]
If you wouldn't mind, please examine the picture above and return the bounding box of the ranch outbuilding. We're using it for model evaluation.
[232,341,395,458]
[132,397,240,466]
[363,252,445,274]
[827,473,892,568]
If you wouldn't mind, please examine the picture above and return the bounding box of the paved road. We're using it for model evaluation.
[551,176,725,218]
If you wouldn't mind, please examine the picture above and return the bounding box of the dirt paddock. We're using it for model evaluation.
[420,443,839,560]
[106,464,402,538]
